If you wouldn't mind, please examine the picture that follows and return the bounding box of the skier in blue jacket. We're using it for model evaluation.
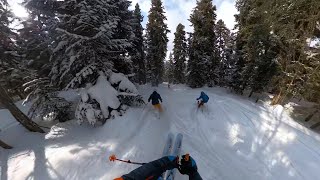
[196,91,209,108]
[114,154,202,180]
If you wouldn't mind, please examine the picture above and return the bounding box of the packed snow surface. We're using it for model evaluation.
[1,84,320,180]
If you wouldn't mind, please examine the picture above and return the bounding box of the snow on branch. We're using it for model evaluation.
[64,64,96,89]
[56,28,90,40]
[118,92,139,96]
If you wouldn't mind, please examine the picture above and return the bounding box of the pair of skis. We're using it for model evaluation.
[160,133,183,180]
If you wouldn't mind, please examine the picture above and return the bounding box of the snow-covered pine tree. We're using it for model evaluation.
[167,53,175,84]
[215,19,231,86]
[186,32,199,87]
[163,61,169,82]
[229,33,246,94]
[18,0,60,75]
[263,0,320,104]
[302,47,320,103]
[0,0,44,133]
[18,0,74,123]
[23,78,72,122]
[130,3,146,84]
[232,0,319,102]
[0,0,40,99]
[173,23,187,84]
[223,33,237,87]
[236,0,279,97]
[188,0,217,87]
[0,0,19,96]
[50,0,129,88]
[302,28,320,104]
[145,0,169,86]
[112,0,135,74]
[50,0,142,126]
[229,0,254,94]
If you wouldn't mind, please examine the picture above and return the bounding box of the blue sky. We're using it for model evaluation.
[130,0,238,56]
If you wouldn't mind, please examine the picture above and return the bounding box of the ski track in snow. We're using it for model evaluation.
[1,84,320,180]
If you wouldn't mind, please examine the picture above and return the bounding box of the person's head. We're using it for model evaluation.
[201,91,205,96]
[153,89,157,94]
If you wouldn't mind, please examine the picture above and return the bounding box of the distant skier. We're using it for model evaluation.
[196,91,209,108]
[114,154,203,180]
[148,90,163,112]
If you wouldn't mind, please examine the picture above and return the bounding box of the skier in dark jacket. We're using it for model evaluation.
[196,91,209,108]
[148,90,163,112]
[114,154,202,180]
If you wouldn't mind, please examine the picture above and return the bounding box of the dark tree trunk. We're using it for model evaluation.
[310,122,320,129]
[0,86,44,133]
[305,110,318,122]
[0,139,12,149]
[248,90,254,98]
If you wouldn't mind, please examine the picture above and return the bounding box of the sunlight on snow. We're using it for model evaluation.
[45,126,68,139]
[276,151,290,167]
[8,151,35,179]
[251,137,258,152]
[121,147,137,159]
[9,0,28,18]
[108,143,116,151]
[275,129,296,144]
[258,110,296,144]
[43,112,57,121]
[266,150,299,178]
[229,124,243,145]
[267,151,292,170]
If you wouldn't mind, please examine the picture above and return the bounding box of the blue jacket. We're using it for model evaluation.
[148,91,162,105]
[197,92,209,103]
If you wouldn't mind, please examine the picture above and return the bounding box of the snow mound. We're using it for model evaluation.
[88,74,121,115]
[109,72,124,84]
[110,72,138,93]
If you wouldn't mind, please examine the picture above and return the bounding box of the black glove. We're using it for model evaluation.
[178,154,198,176]
[165,156,180,170]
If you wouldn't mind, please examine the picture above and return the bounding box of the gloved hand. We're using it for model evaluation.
[178,154,198,176]
[165,156,180,170]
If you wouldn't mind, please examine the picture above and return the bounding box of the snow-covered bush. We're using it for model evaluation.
[75,91,105,126]
[23,78,72,122]
[110,72,145,106]
[75,73,139,126]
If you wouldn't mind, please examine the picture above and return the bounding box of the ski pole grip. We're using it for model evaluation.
[109,154,117,162]
[184,153,190,161]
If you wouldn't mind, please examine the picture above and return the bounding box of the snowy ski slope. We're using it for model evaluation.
[1,84,320,180]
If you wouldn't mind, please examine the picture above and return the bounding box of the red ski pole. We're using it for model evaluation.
[109,154,146,165]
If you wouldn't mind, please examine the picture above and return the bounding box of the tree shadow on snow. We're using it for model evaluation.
[231,106,308,179]
[2,121,118,180]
